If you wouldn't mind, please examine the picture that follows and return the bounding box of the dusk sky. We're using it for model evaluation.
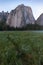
[0,0,43,19]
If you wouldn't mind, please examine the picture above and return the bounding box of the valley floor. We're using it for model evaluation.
[0,31,43,65]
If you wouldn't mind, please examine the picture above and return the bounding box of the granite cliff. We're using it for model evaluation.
[6,4,35,28]
[36,13,43,26]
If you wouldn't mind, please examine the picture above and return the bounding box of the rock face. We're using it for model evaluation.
[6,4,35,28]
[0,11,9,21]
[36,13,43,26]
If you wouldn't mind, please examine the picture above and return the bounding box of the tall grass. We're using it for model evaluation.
[0,31,43,65]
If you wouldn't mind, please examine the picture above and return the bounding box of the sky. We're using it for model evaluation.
[0,0,43,19]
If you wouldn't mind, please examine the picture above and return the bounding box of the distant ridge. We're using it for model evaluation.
[0,11,9,21]
[36,13,43,25]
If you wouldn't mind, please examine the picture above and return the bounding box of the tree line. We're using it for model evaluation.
[0,20,43,31]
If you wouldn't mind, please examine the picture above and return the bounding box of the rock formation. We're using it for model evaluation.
[36,13,43,26]
[6,4,35,28]
[0,11,9,22]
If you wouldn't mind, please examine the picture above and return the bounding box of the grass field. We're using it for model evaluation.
[0,31,43,65]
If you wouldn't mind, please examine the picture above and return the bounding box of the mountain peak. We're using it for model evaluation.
[18,4,24,7]
[6,4,35,28]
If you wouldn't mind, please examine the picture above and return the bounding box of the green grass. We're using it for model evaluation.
[0,31,43,65]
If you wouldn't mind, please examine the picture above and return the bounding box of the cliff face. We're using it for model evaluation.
[6,4,35,28]
[36,14,43,26]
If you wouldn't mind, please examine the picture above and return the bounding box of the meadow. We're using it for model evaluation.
[0,31,43,65]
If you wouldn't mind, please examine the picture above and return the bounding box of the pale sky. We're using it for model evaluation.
[0,0,43,19]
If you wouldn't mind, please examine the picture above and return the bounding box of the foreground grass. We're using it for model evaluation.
[0,31,43,65]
